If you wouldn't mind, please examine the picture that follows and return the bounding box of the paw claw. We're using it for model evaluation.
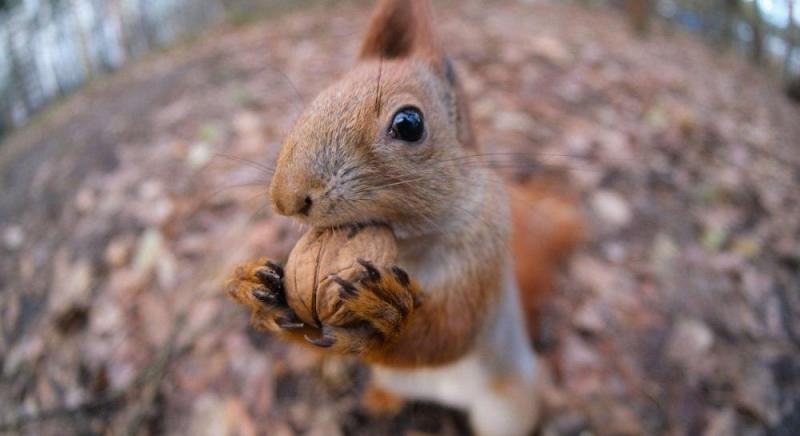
[305,332,336,348]
[333,276,358,298]
[265,260,284,278]
[390,266,410,288]
[275,314,304,330]
[255,267,282,289]
[252,286,277,305]
[357,258,380,281]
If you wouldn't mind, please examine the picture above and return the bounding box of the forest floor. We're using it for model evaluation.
[1,0,800,435]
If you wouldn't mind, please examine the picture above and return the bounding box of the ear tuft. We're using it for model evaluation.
[358,0,443,67]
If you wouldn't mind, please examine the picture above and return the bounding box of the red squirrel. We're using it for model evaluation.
[227,1,582,434]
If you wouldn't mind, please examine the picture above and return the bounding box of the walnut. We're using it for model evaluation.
[283,224,397,325]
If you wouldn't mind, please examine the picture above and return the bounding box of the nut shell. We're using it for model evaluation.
[284,225,397,325]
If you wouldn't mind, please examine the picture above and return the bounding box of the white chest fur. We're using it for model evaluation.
[370,265,542,436]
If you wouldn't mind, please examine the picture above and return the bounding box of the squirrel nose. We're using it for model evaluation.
[273,192,313,217]
[270,145,322,217]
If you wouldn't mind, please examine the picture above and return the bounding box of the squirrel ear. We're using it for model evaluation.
[358,0,444,69]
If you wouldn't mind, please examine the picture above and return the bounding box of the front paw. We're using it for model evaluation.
[226,257,307,332]
[305,259,421,354]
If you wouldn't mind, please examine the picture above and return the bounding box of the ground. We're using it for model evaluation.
[1,0,799,435]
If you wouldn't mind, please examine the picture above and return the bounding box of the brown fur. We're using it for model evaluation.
[510,180,584,335]
[359,0,442,67]
[228,0,581,369]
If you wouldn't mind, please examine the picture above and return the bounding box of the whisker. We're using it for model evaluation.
[433,149,798,191]
[262,60,306,114]
[366,176,429,191]
[434,151,633,164]
[434,158,607,173]
[250,199,274,218]
[484,163,603,173]
[213,153,275,174]
[196,181,267,207]
[375,55,384,115]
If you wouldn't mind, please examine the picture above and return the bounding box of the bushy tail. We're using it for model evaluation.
[508,180,584,336]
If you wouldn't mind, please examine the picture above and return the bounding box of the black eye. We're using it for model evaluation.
[389,107,424,143]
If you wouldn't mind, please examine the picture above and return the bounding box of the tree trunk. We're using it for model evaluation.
[784,0,796,79]
[749,1,765,63]
[721,0,739,48]
[626,0,651,36]
[787,76,800,102]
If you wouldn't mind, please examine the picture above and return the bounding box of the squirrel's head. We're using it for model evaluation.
[271,0,477,236]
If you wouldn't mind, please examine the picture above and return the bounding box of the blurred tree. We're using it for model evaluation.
[785,0,796,78]
[0,0,227,138]
[786,0,800,101]
[0,0,16,12]
[626,0,651,35]
[741,0,765,63]
[721,0,740,48]
[69,0,95,82]
[5,28,33,116]
[787,76,800,100]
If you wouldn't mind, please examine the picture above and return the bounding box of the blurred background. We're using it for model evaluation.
[2,0,800,137]
[1,0,799,435]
